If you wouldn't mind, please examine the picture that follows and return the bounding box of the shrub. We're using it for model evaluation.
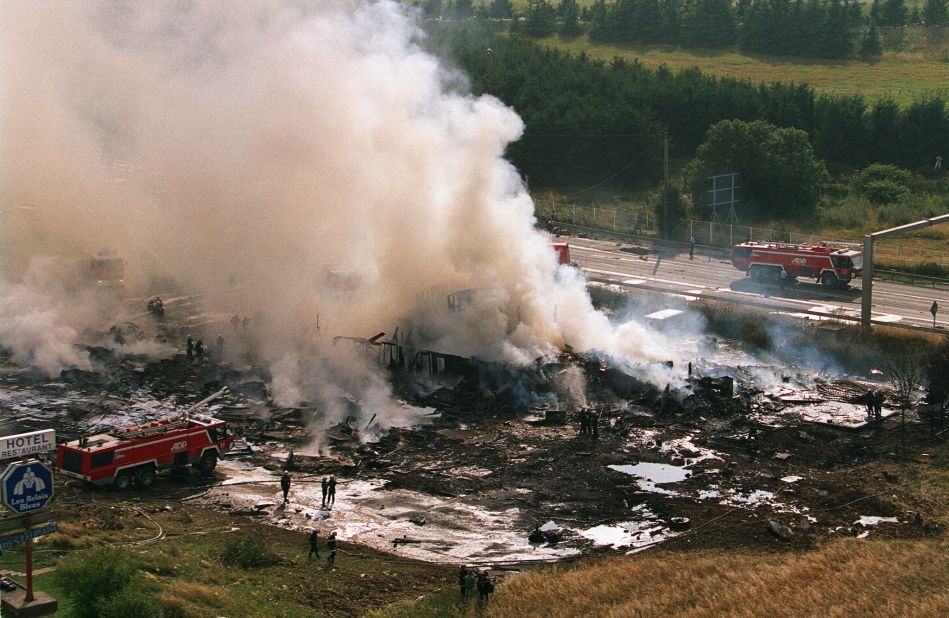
[97,587,164,618]
[852,164,912,204]
[53,547,141,618]
[220,538,278,569]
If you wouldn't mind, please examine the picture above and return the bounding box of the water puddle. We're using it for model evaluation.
[608,462,692,495]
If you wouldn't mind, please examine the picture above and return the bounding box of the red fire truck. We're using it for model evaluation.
[55,414,236,489]
[550,242,571,266]
[87,248,126,287]
[731,241,862,288]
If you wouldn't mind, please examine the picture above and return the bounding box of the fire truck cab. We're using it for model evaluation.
[87,248,126,287]
[731,242,862,288]
[550,242,572,266]
[55,414,236,489]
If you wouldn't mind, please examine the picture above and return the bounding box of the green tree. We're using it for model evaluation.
[813,95,869,166]
[684,119,829,219]
[681,0,737,48]
[859,20,883,59]
[656,183,689,238]
[524,0,557,36]
[588,0,612,40]
[867,98,902,163]
[880,0,907,25]
[489,0,514,18]
[560,0,583,36]
[900,98,949,167]
[818,0,853,58]
[923,0,948,24]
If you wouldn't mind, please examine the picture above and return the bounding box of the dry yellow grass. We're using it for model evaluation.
[541,35,949,105]
[475,539,948,617]
[157,581,228,616]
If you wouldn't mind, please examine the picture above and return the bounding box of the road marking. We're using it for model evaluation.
[623,279,645,285]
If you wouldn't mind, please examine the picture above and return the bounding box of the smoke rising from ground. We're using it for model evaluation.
[0,1,676,407]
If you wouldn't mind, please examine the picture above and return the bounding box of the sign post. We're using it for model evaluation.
[932,301,939,329]
[0,429,58,615]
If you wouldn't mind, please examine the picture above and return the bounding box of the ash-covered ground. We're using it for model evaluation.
[2,293,938,568]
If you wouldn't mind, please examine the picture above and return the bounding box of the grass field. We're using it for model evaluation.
[539,34,949,105]
[524,26,949,104]
[1,495,450,617]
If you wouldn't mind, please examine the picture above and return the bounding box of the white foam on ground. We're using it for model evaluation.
[204,459,579,564]
[608,462,691,495]
[576,505,676,552]
[855,516,899,526]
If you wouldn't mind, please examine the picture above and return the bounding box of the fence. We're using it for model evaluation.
[539,200,948,270]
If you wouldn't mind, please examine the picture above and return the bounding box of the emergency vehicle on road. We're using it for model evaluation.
[731,241,862,288]
[55,414,236,489]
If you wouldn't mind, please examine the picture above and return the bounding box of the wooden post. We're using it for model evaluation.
[25,537,34,602]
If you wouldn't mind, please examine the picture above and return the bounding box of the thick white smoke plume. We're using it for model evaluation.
[0,2,673,405]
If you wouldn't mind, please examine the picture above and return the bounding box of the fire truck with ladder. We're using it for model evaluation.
[731,241,862,288]
[54,389,236,489]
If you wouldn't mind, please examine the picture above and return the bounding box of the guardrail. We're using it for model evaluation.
[873,270,949,290]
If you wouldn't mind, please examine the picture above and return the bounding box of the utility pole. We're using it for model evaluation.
[663,131,669,238]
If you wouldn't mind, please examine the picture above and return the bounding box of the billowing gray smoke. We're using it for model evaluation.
[0,1,677,424]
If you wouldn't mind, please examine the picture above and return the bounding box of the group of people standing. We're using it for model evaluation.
[279,473,337,510]
[864,390,886,420]
[308,529,338,565]
[577,408,600,437]
[185,334,226,362]
[458,565,495,603]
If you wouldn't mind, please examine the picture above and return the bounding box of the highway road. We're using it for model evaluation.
[566,236,949,332]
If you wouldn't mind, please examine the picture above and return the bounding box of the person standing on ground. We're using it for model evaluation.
[195,339,205,362]
[326,531,337,565]
[476,571,494,603]
[458,565,470,599]
[328,476,337,507]
[463,569,475,600]
[308,529,320,559]
[216,333,225,359]
[186,335,194,360]
[689,235,696,260]
[280,471,291,505]
[321,477,329,509]
[874,391,884,420]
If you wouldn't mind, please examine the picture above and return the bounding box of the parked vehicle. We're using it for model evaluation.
[731,241,862,288]
[55,414,235,489]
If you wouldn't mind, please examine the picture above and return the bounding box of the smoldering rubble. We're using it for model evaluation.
[1,291,935,565]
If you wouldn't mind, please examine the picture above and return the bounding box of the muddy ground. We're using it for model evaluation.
[2,329,942,569]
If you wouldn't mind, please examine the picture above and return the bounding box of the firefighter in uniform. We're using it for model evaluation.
[280,472,291,505]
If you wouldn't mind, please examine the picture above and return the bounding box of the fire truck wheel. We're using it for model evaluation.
[135,466,156,488]
[196,453,218,474]
[820,272,838,288]
[113,471,133,491]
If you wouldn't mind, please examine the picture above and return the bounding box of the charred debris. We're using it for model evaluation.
[3,304,929,556]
